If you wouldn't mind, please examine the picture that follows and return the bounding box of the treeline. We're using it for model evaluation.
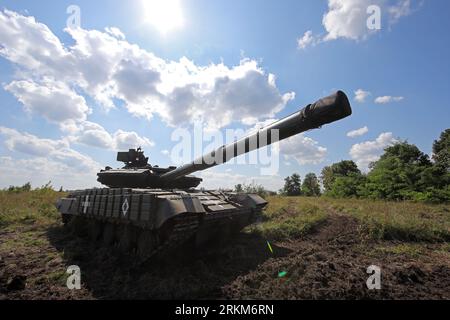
[3,182,63,193]
[233,182,277,199]
[279,129,450,203]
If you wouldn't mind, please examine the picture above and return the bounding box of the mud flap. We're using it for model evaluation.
[56,198,75,214]
[230,194,268,210]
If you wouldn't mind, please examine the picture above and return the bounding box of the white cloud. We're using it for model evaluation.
[0,10,70,72]
[349,132,396,170]
[244,119,327,165]
[198,170,284,192]
[347,126,369,138]
[354,89,371,103]
[0,126,156,189]
[113,130,154,150]
[278,134,327,165]
[388,0,413,24]
[0,9,300,189]
[73,121,114,149]
[0,127,100,173]
[4,79,90,125]
[104,27,125,40]
[297,30,319,49]
[0,10,295,130]
[323,0,378,41]
[0,156,99,190]
[161,149,170,156]
[0,126,68,156]
[374,95,404,104]
[299,0,417,46]
[68,121,154,150]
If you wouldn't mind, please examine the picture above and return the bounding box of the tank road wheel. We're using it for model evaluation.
[69,216,89,237]
[118,225,137,253]
[136,229,155,259]
[87,220,104,242]
[102,223,116,246]
[62,214,72,225]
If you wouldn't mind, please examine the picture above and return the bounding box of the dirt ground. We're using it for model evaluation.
[0,214,449,300]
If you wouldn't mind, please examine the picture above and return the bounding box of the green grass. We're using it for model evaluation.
[0,189,64,229]
[319,197,450,242]
[1,190,449,244]
[375,243,425,257]
[0,189,70,290]
[31,269,68,287]
[248,196,328,241]
[252,196,450,243]
[1,231,43,248]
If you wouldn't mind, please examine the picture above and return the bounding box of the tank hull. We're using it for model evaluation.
[56,188,267,259]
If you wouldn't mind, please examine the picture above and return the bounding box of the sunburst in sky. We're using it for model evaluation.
[141,0,184,34]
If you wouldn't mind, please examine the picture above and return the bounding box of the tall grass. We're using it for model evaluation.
[1,189,449,243]
[0,188,64,229]
[255,196,450,242]
[319,197,450,242]
[248,196,328,241]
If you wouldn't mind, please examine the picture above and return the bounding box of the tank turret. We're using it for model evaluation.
[97,147,203,189]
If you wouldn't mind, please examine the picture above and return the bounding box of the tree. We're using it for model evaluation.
[425,129,450,202]
[316,133,449,203]
[321,160,364,197]
[281,173,302,196]
[242,182,268,199]
[432,129,450,171]
[7,182,32,193]
[280,176,290,195]
[302,173,321,196]
[234,182,268,198]
[361,142,433,200]
[321,160,361,192]
[327,173,366,198]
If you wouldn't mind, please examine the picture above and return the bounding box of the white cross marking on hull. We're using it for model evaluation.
[82,196,90,214]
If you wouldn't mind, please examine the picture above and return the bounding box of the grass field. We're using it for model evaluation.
[0,188,63,229]
[0,190,449,299]
[252,196,450,243]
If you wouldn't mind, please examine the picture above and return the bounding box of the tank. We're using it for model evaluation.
[56,91,352,259]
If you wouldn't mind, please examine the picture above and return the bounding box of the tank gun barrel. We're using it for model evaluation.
[161,90,352,182]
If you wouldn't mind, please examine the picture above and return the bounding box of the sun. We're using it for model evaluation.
[141,0,184,34]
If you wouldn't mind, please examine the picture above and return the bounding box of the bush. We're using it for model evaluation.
[250,198,328,240]
[7,182,32,193]
[326,174,366,198]
[235,182,269,199]
[406,187,450,204]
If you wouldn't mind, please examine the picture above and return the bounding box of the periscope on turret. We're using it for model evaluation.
[55,91,352,259]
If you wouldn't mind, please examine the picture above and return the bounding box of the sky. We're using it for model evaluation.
[0,0,449,191]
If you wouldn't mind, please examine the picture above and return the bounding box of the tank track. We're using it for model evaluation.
[67,210,202,261]
[137,213,201,260]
